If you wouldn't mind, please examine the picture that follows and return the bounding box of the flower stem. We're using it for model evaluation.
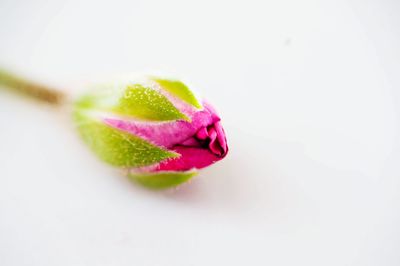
[0,68,65,106]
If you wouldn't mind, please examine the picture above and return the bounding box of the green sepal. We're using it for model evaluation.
[114,84,189,121]
[128,171,197,189]
[73,111,178,168]
[154,78,202,109]
[75,83,189,122]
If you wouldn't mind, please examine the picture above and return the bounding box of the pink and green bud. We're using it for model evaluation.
[73,77,228,188]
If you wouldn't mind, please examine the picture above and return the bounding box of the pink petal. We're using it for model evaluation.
[155,146,222,171]
[180,137,202,147]
[214,121,227,154]
[104,101,223,150]
[103,100,228,173]
[196,127,209,140]
[104,107,216,148]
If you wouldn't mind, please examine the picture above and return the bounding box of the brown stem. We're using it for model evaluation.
[0,69,66,106]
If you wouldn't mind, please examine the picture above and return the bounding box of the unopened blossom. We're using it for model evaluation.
[73,77,228,188]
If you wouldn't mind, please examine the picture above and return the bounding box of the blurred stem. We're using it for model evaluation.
[0,68,66,106]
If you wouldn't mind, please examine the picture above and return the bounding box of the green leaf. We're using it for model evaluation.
[128,171,197,189]
[154,78,202,109]
[113,84,189,121]
[73,111,178,167]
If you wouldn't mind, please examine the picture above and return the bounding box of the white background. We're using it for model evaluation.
[0,0,399,265]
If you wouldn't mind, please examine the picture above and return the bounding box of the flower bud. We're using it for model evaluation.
[73,76,228,188]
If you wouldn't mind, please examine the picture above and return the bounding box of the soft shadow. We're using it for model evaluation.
[156,130,280,215]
